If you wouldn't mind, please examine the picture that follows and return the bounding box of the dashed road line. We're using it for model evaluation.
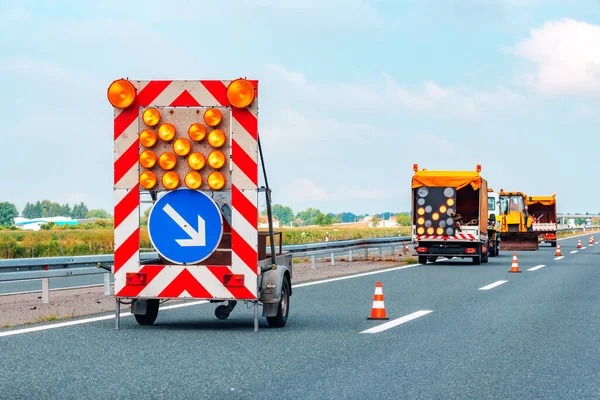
[528,265,546,271]
[361,310,433,334]
[478,280,508,291]
[554,256,565,260]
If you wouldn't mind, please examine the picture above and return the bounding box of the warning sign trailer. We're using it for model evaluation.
[109,78,292,332]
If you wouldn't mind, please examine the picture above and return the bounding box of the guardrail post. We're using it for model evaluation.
[331,252,335,266]
[391,245,395,257]
[349,250,353,262]
[42,278,49,304]
[311,255,316,269]
[379,247,383,258]
[104,273,111,295]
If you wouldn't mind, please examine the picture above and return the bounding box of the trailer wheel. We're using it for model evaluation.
[551,241,557,247]
[489,241,496,257]
[266,277,290,328]
[427,256,438,263]
[472,256,481,265]
[482,248,489,263]
[134,299,159,326]
[418,255,428,264]
[215,305,230,320]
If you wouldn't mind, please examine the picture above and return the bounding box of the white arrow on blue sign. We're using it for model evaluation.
[148,189,224,265]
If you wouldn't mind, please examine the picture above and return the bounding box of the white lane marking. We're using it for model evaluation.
[360,310,433,334]
[570,250,578,254]
[0,300,209,338]
[478,280,508,291]
[581,247,587,250]
[528,265,546,271]
[554,256,565,260]
[2,263,423,337]
[590,244,594,247]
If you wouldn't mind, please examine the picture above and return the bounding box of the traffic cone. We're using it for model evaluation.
[508,253,521,273]
[367,282,389,320]
[555,243,562,256]
[590,236,595,245]
[578,239,582,249]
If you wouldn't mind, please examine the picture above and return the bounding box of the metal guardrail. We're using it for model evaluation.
[0,228,598,303]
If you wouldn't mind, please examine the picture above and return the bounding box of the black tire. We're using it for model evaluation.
[134,299,159,325]
[427,256,438,263]
[267,277,290,328]
[551,241,557,247]
[472,256,481,265]
[418,255,428,264]
[215,305,230,320]
[482,248,489,263]
[495,241,500,256]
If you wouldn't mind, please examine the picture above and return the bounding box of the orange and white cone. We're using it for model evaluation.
[555,243,562,257]
[589,236,594,245]
[368,282,389,320]
[508,253,521,273]
[578,239,582,249]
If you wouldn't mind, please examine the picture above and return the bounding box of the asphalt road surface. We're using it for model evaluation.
[1,234,599,399]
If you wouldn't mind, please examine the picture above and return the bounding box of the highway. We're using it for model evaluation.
[1,233,599,399]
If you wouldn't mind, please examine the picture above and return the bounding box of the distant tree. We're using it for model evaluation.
[0,202,18,226]
[60,204,72,217]
[371,214,381,227]
[32,201,43,218]
[87,209,112,219]
[396,213,411,226]
[296,208,323,226]
[22,202,34,218]
[48,202,62,217]
[140,207,151,226]
[271,204,294,225]
[71,202,89,219]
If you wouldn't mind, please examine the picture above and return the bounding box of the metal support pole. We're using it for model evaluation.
[349,249,353,262]
[311,255,316,269]
[331,252,335,266]
[253,301,259,333]
[365,248,369,259]
[391,246,395,257]
[104,273,111,296]
[379,247,383,258]
[114,298,120,330]
[41,278,49,304]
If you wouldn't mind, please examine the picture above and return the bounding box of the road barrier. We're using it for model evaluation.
[0,227,597,303]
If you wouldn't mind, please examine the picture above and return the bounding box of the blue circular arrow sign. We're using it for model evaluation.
[148,189,223,265]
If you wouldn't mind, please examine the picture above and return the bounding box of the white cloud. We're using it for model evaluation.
[512,18,600,96]
[267,64,525,119]
[413,133,458,154]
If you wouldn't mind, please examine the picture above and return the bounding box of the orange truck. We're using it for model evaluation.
[411,164,491,265]
[526,194,557,247]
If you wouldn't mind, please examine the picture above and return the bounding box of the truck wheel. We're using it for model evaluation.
[418,255,428,264]
[427,256,438,263]
[482,248,489,263]
[266,277,290,328]
[551,241,557,247]
[134,299,159,326]
[489,241,497,257]
[472,256,481,265]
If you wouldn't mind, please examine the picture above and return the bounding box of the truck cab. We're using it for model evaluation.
[487,189,500,256]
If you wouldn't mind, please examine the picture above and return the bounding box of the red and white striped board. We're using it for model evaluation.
[414,234,477,241]
[113,80,259,300]
[532,223,557,232]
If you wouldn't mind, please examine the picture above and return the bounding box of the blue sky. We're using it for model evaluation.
[2,0,600,216]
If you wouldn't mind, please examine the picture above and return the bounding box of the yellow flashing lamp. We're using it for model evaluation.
[417,217,425,225]
[204,108,222,127]
[208,171,226,190]
[208,129,226,148]
[436,227,444,235]
[140,150,157,169]
[140,171,157,189]
[159,152,177,170]
[142,108,161,127]
[427,227,434,235]
[188,123,207,142]
[107,79,136,109]
[162,171,180,190]
[188,152,206,170]
[173,138,191,157]
[447,199,455,206]
[208,150,226,169]
[432,213,440,221]
[226,79,255,108]
[417,227,425,235]
[140,129,157,148]
[417,207,425,216]
[440,205,447,213]
[185,171,203,189]
[158,123,176,142]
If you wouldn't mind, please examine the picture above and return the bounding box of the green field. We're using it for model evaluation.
[0,225,412,259]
